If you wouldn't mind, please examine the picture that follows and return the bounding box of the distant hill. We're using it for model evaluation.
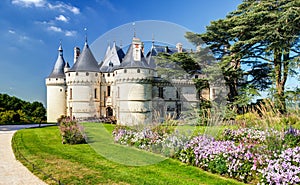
[0,93,46,124]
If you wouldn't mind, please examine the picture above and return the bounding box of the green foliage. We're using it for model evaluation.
[186,0,300,114]
[0,93,46,124]
[208,155,228,175]
[59,118,86,144]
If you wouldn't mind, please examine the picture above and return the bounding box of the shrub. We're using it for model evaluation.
[59,118,86,144]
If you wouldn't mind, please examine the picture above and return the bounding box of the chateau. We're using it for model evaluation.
[46,35,214,125]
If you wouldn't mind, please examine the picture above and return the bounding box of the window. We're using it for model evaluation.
[94,88,97,99]
[107,86,111,97]
[108,73,110,77]
[176,90,180,99]
[137,69,140,73]
[70,88,72,99]
[195,75,198,79]
[117,87,120,98]
[158,87,163,98]
[76,72,78,76]
[95,73,98,77]
[103,91,106,106]
[103,74,105,77]
[124,69,127,73]
[86,72,89,76]
[68,73,70,76]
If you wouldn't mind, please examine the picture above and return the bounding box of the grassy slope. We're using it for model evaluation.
[12,124,245,185]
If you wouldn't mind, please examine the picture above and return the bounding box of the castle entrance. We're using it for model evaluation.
[106,107,113,117]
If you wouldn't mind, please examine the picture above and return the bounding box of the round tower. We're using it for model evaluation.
[115,37,154,126]
[45,43,67,123]
[65,38,101,120]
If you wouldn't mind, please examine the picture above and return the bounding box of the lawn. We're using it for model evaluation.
[12,123,245,185]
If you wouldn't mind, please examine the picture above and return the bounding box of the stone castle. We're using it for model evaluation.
[46,35,215,125]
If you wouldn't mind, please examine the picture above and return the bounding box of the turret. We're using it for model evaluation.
[115,36,154,125]
[66,37,101,119]
[45,42,67,122]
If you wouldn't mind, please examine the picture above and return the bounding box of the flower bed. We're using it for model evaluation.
[113,126,300,184]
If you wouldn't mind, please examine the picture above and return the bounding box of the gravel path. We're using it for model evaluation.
[0,127,48,185]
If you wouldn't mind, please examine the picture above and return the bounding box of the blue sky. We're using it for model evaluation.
[0,0,242,105]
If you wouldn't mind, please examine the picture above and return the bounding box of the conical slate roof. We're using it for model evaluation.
[48,43,66,78]
[69,40,99,72]
[119,44,150,69]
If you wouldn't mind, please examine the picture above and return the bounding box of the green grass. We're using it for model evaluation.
[12,123,245,185]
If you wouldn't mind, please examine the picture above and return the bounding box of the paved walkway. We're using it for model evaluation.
[0,125,48,185]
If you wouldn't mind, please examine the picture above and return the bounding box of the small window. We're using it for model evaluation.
[95,73,98,76]
[176,91,180,99]
[68,73,70,76]
[94,88,97,99]
[60,89,63,92]
[137,69,140,73]
[103,74,105,77]
[76,72,78,76]
[158,87,164,98]
[124,69,127,73]
[195,75,198,79]
[70,88,73,100]
[108,73,110,77]
[49,79,51,81]
[86,72,89,76]
[56,78,58,81]
[107,86,111,97]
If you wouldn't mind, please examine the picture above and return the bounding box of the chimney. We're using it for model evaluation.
[132,37,142,61]
[74,47,80,64]
[176,43,183,53]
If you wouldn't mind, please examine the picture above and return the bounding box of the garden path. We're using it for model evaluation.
[0,127,47,185]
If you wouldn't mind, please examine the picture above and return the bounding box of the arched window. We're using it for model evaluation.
[137,69,140,73]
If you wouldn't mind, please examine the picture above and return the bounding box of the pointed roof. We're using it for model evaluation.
[146,45,158,69]
[48,43,66,78]
[100,42,125,72]
[118,43,150,69]
[69,39,99,72]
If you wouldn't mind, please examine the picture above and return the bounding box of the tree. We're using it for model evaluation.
[0,93,46,124]
[187,0,300,113]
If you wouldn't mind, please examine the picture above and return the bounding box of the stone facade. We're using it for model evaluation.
[46,36,214,125]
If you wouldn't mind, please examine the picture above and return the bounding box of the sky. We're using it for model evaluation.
[0,0,242,105]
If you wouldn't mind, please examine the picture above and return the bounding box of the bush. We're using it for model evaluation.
[59,118,86,144]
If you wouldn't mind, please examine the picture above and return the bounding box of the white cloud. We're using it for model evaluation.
[12,0,80,15]
[65,30,77,37]
[47,2,80,15]
[48,26,62,32]
[8,29,16,34]
[55,15,69,23]
[11,0,46,7]
[47,26,76,37]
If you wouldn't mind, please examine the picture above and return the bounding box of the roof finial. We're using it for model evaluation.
[132,22,136,37]
[152,33,155,47]
[58,39,63,55]
[84,27,88,45]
